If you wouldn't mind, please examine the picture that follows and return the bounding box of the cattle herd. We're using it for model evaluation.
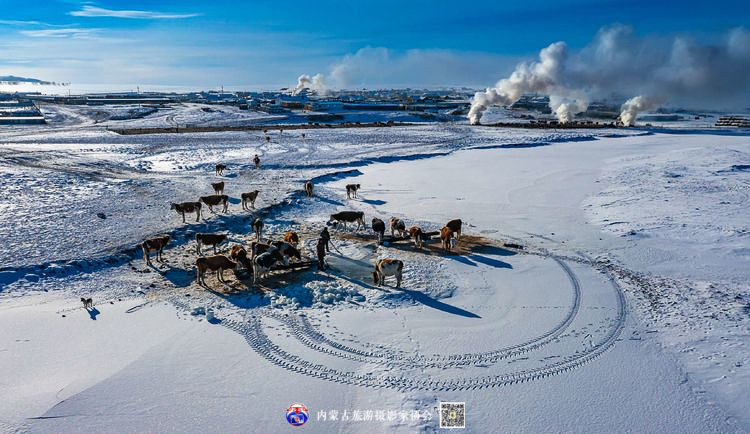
[142,161,464,291]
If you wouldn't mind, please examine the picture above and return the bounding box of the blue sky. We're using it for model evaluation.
[1,0,748,89]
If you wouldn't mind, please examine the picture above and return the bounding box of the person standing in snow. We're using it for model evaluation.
[316,237,327,271]
[320,227,331,252]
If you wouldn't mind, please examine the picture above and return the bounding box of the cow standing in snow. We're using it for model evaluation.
[170,202,202,223]
[200,194,229,213]
[446,219,463,241]
[371,218,386,243]
[211,181,225,195]
[283,231,300,247]
[346,184,361,199]
[408,226,424,249]
[141,235,170,265]
[195,233,227,256]
[390,217,406,237]
[252,218,264,241]
[195,255,237,286]
[373,258,404,288]
[241,190,260,210]
[329,211,365,231]
[440,226,454,252]
[253,247,285,284]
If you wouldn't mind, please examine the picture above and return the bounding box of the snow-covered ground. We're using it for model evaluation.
[0,107,748,433]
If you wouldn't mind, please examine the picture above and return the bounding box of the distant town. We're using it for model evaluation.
[1,84,748,129]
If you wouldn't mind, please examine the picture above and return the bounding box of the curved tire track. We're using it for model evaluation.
[259,254,582,368]
[208,252,627,391]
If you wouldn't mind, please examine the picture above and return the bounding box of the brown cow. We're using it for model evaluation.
[446,219,462,240]
[195,255,237,286]
[211,181,225,195]
[283,231,300,247]
[141,235,170,265]
[373,258,404,288]
[408,226,424,249]
[389,217,406,237]
[229,245,253,270]
[241,190,260,210]
[271,241,301,263]
[440,226,454,252]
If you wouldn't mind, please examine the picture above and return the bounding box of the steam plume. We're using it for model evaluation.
[619,95,661,126]
[469,25,750,125]
[291,73,328,95]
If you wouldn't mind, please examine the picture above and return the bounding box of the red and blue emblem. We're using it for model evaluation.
[286,403,309,426]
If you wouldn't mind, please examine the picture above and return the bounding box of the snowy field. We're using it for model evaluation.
[0,105,748,433]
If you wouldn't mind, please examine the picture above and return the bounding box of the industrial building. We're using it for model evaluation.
[715,116,750,127]
[0,97,46,124]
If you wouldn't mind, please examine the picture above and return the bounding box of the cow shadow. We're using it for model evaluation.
[471,245,517,257]
[316,196,344,206]
[156,264,195,288]
[86,307,100,320]
[466,254,512,269]
[330,268,382,291]
[361,198,386,206]
[397,288,481,318]
[448,255,477,267]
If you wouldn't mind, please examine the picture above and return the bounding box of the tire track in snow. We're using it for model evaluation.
[259,253,581,368]
[209,251,626,391]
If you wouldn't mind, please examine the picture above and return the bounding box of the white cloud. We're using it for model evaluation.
[328,47,519,88]
[69,6,201,19]
[0,20,46,26]
[20,28,100,38]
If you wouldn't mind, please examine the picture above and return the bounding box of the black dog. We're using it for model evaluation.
[81,297,93,309]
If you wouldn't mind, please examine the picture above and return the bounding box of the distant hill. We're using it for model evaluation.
[0,75,55,85]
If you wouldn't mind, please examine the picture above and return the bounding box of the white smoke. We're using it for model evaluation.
[291,73,328,95]
[469,25,750,125]
[550,94,589,124]
[468,42,576,124]
[619,95,661,126]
